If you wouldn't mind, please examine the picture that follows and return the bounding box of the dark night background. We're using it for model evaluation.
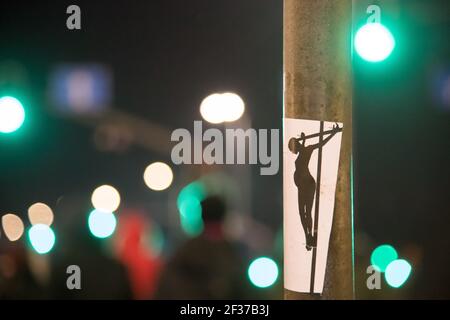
[0,0,449,299]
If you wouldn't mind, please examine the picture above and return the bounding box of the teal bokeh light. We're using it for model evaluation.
[370,244,398,272]
[28,224,56,254]
[385,259,412,288]
[248,257,279,288]
[177,181,206,236]
[88,209,117,239]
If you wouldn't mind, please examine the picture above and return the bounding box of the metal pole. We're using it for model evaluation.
[284,0,354,299]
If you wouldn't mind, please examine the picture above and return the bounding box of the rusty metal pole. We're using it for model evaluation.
[284,0,354,299]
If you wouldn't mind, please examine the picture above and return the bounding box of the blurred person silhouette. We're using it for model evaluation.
[0,241,45,299]
[49,194,132,299]
[114,211,163,299]
[154,195,252,299]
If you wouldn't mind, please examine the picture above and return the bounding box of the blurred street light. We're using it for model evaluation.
[200,92,245,124]
[1,213,24,241]
[28,202,54,226]
[143,162,173,191]
[91,184,121,213]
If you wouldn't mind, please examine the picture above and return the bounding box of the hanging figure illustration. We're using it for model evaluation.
[288,123,340,251]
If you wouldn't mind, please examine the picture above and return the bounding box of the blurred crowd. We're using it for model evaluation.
[0,195,278,300]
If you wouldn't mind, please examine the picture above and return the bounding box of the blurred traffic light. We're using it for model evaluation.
[354,4,395,63]
[370,244,398,272]
[177,181,206,236]
[0,96,25,134]
[355,23,395,62]
[371,245,413,288]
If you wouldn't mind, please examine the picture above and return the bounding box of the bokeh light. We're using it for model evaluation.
[88,209,117,238]
[0,96,26,133]
[200,92,245,124]
[28,202,54,226]
[385,259,412,288]
[179,198,204,236]
[248,257,279,288]
[355,23,395,62]
[1,213,24,241]
[143,162,174,191]
[177,181,206,236]
[431,69,450,111]
[49,64,112,115]
[371,244,398,272]
[28,224,56,254]
[91,184,121,213]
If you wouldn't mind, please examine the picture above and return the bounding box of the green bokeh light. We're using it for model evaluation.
[355,23,395,62]
[177,181,206,236]
[0,96,25,133]
[385,259,412,288]
[371,244,398,272]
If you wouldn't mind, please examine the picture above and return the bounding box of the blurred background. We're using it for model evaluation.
[0,0,449,299]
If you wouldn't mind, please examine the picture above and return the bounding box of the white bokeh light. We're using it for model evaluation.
[91,184,121,213]
[143,162,174,191]
[200,92,245,124]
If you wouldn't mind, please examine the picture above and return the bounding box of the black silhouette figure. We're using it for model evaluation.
[288,124,340,251]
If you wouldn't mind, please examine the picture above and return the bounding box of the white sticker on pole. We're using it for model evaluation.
[283,118,343,294]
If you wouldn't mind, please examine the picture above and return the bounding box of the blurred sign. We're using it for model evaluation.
[49,64,112,115]
[283,118,343,294]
